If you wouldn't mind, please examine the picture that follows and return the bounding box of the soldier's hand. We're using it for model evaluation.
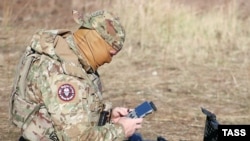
[111,107,130,123]
[117,117,143,138]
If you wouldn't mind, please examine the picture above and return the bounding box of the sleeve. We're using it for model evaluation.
[37,60,125,141]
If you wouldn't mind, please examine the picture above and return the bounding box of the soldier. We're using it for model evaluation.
[9,10,143,141]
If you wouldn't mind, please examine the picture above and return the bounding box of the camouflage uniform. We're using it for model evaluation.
[10,10,126,141]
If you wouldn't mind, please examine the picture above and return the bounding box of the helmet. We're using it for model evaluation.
[80,10,125,51]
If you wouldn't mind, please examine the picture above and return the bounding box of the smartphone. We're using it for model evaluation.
[127,101,157,118]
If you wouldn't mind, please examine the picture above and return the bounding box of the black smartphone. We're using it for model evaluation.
[127,101,157,118]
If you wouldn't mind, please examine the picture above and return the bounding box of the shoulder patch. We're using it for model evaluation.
[58,84,76,102]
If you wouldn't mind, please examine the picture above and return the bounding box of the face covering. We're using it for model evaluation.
[73,29,112,71]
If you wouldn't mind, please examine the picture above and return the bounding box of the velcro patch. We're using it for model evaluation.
[57,84,76,102]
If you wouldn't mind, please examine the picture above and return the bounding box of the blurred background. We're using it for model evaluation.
[1,0,250,140]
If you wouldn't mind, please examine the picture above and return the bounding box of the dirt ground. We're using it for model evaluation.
[1,0,250,141]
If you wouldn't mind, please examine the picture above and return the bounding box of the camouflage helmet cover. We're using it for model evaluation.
[81,10,126,51]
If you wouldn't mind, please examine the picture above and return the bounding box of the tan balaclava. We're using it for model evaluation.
[73,29,112,71]
[72,10,126,71]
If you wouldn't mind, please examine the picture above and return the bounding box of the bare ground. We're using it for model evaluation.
[1,0,250,141]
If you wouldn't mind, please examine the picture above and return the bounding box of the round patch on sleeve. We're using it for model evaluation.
[58,84,76,102]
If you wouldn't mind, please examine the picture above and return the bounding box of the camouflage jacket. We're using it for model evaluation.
[10,29,125,141]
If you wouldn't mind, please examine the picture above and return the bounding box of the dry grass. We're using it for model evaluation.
[1,0,250,140]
